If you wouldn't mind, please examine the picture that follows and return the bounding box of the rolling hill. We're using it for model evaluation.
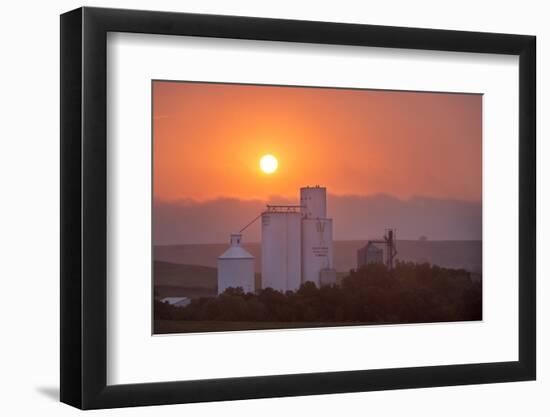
[154,261,261,298]
[154,261,217,299]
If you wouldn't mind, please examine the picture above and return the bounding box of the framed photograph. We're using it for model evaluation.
[60,7,536,409]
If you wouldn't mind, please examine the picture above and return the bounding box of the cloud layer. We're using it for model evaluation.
[154,194,481,245]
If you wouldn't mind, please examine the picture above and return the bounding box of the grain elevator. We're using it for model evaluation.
[218,186,336,294]
[261,186,336,292]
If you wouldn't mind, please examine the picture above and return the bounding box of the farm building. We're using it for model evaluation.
[160,297,191,308]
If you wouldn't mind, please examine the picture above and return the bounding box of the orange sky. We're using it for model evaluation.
[153,81,481,203]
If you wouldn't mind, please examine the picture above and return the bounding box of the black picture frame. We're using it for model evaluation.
[60,6,536,410]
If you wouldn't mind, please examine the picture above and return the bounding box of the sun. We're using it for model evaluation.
[259,154,278,174]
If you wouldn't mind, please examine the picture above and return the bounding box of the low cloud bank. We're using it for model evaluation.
[154,194,481,245]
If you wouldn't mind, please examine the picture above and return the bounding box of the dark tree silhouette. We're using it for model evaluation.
[155,262,482,325]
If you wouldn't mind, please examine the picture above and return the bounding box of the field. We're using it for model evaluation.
[154,251,482,334]
[154,320,371,334]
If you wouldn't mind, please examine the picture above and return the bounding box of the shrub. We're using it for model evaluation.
[154,262,482,324]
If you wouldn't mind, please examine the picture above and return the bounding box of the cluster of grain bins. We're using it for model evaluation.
[217,186,337,294]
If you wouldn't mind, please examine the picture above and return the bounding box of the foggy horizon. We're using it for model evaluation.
[154,238,483,247]
[153,192,481,245]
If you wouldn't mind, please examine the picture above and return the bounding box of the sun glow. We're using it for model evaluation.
[259,154,278,174]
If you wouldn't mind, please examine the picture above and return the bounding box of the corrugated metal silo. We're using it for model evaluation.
[217,233,255,294]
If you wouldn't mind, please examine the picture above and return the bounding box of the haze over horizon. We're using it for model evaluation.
[154,193,482,245]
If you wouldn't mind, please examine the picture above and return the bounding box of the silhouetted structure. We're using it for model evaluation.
[357,242,383,266]
[357,229,398,269]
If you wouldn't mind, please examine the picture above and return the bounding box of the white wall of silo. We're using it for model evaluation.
[217,258,255,294]
[301,218,333,287]
[217,233,255,295]
[261,211,302,292]
[300,186,327,219]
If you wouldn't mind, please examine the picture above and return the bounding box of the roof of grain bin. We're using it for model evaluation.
[218,233,254,260]
[365,242,383,252]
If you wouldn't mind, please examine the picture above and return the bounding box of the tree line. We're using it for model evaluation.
[155,261,482,324]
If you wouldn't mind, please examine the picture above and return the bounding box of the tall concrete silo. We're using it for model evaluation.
[302,218,334,286]
[217,233,255,295]
[300,186,335,287]
[300,186,327,219]
[261,206,302,292]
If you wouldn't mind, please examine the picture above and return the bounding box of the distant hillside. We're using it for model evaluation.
[334,240,482,274]
[154,261,217,288]
[155,240,482,274]
[154,261,217,299]
[154,261,261,299]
